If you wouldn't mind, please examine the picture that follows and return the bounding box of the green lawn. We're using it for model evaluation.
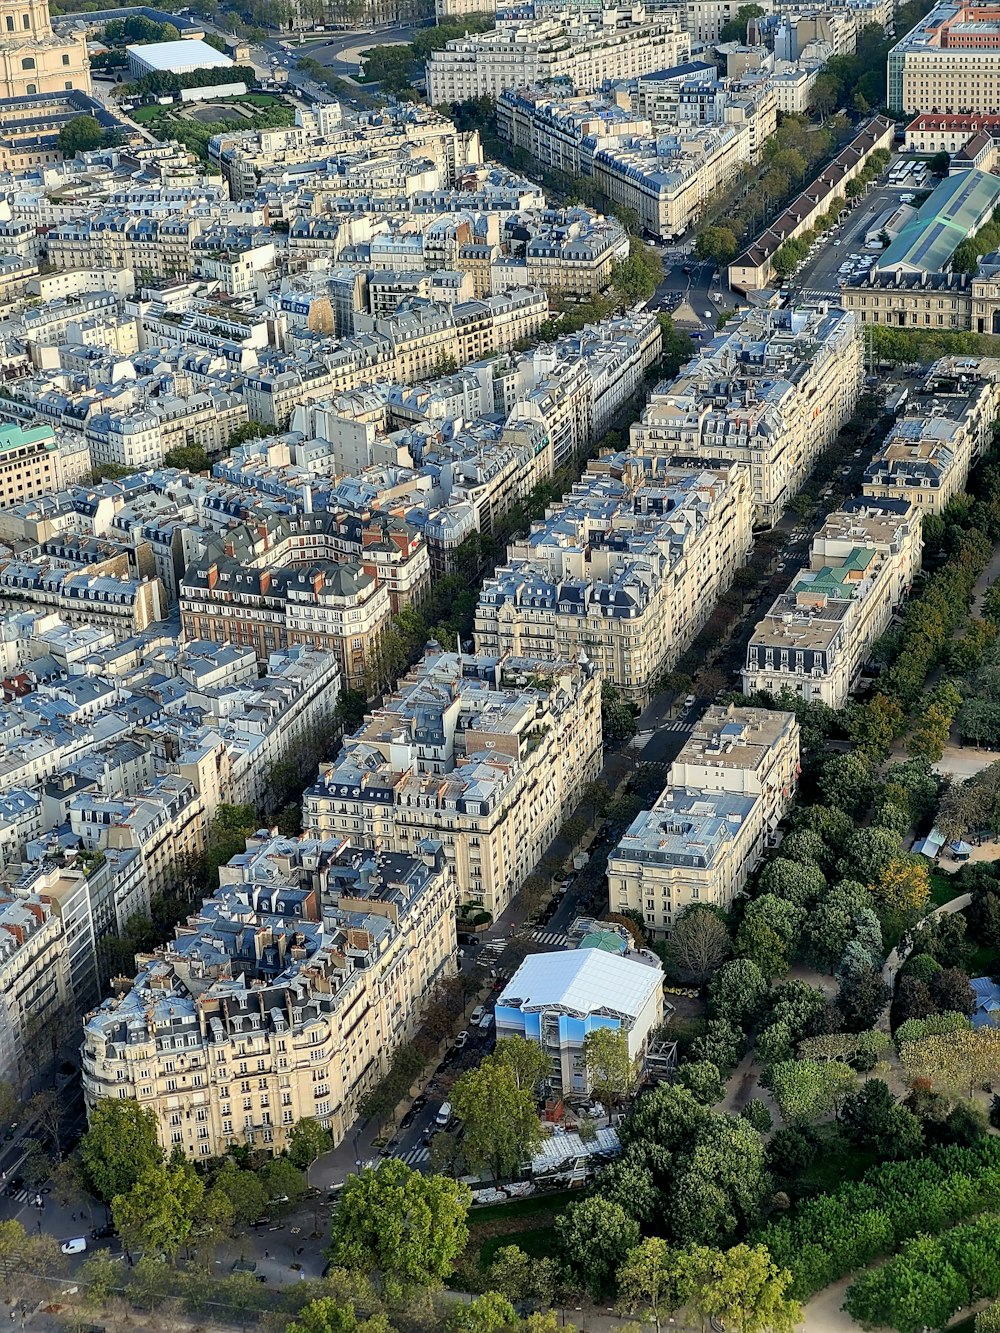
[480,1226,560,1266]
[469,1189,577,1224]
[793,1124,879,1196]
[931,872,964,908]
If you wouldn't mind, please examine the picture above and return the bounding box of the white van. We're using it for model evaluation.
[435,1101,453,1128]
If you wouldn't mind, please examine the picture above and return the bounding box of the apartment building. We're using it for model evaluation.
[0,892,72,1091]
[243,290,548,427]
[631,304,863,526]
[426,5,690,103]
[888,0,1000,115]
[81,836,458,1158]
[179,556,392,693]
[607,704,800,934]
[475,458,752,704]
[303,650,602,919]
[863,357,1000,515]
[0,561,166,637]
[0,423,69,511]
[743,499,922,706]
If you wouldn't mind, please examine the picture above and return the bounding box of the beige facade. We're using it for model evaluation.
[862,358,1000,516]
[607,705,800,934]
[303,651,602,920]
[475,458,753,704]
[0,0,89,100]
[743,501,922,707]
[81,838,458,1159]
[0,422,60,511]
[0,892,73,1091]
[631,304,863,527]
[839,273,974,331]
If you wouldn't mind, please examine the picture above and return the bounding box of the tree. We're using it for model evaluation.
[79,1100,163,1203]
[695,226,739,265]
[800,881,876,972]
[112,1161,204,1263]
[261,1156,305,1206]
[840,1079,923,1159]
[718,2,765,41]
[617,1237,677,1331]
[584,1027,635,1107]
[811,73,840,117]
[451,1059,543,1181]
[899,1026,1000,1098]
[162,445,209,473]
[840,828,900,885]
[493,1035,550,1094]
[838,968,890,1032]
[287,1117,333,1170]
[329,1159,471,1285]
[740,1100,773,1133]
[685,1244,800,1333]
[57,114,106,156]
[756,858,826,908]
[765,1060,856,1124]
[287,1299,392,1333]
[708,958,768,1028]
[870,855,931,917]
[556,1195,640,1298]
[484,1244,558,1307]
[448,1292,518,1333]
[930,967,976,1016]
[676,1060,725,1106]
[213,1162,268,1229]
[667,906,731,984]
[602,681,637,747]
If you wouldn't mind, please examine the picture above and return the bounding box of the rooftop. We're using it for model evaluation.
[498,948,661,1021]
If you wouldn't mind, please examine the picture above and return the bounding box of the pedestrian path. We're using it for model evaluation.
[530,929,570,949]
[657,719,694,734]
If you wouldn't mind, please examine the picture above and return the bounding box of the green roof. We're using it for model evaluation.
[877,169,1000,275]
[0,423,54,455]
[791,548,876,599]
[579,931,627,954]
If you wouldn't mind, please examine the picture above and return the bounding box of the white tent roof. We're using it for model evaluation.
[498,949,661,1021]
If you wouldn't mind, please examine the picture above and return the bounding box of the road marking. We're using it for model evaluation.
[395,1147,429,1168]
[530,930,570,949]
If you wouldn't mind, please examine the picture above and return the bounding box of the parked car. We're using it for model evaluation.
[454,1030,469,1050]
[61,1238,87,1256]
[470,1004,486,1024]
[435,1101,453,1128]
[478,1012,493,1030]
[684,694,696,709]
[90,1224,116,1241]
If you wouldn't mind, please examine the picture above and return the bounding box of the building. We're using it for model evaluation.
[904,111,1000,153]
[874,170,1000,276]
[302,650,602,919]
[0,891,72,1091]
[631,303,863,526]
[426,5,690,104]
[0,0,90,101]
[606,704,800,934]
[742,499,922,705]
[0,423,70,511]
[862,357,1000,515]
[475,457,753,704]
[495,948,664,1097]
[126,38,233,80]
[728,117,894,291]
[179,555,393,693]
[888,0,1000,115]
[81,835,458,1159]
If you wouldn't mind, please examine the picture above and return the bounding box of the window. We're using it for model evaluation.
[21,57,34,70]
[22,15,30,29]
[5,19,13,32]
[26,83,35,94]
[62,53,69,65]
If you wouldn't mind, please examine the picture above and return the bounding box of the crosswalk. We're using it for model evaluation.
[658,719,694,734]
[395,1146,429,1168]
[801,287,843,303]
[531,929,570,949]
[479,939,506,958]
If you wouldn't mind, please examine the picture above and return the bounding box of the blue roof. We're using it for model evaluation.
[877,170,1000,274]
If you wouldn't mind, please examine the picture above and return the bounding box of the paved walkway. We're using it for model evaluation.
[881,892,972,989]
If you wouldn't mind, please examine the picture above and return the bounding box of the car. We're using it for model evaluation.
[478,1012,493,1030]
[841,466,851,475]
[269,1193,290,1205]
[435,1101,453,1128]
[61,1238,87,1256]
[454,1030,469,1050]
[702,310,713,320]
[90,1224,116,1241]
[470,1004,485,1024]
[251,1216,272,1228]
[834,239,841,246]
[684,694,696,708]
